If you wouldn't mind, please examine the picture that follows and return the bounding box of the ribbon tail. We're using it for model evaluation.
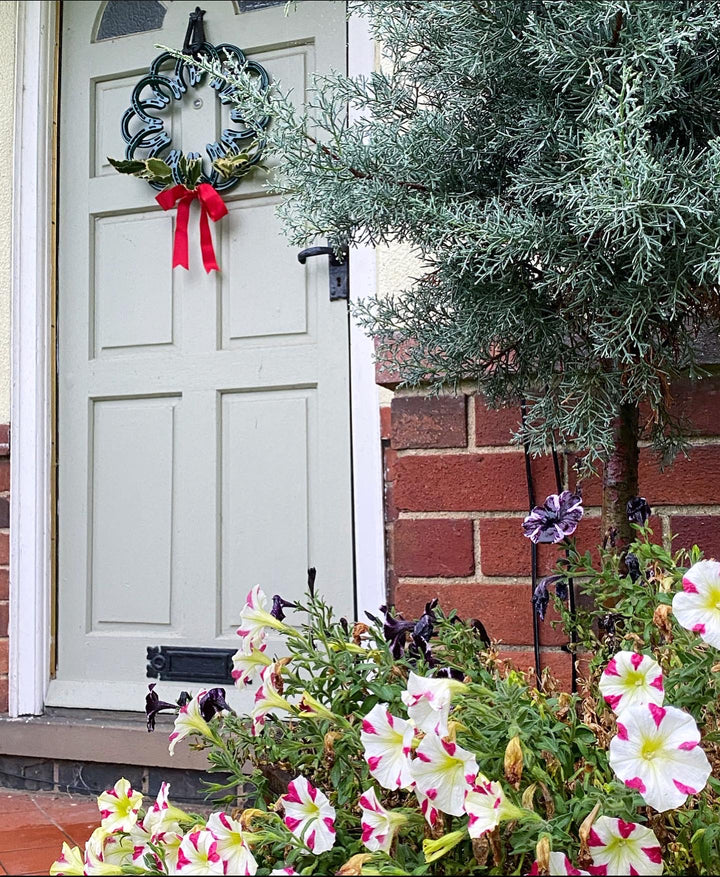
[198,204,220,273]
[173,198,192,270]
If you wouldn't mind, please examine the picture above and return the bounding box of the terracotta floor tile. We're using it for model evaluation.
[0,795,42,815]
[0,844,64,874]
[0,811,52,832]
[0,824,67,852]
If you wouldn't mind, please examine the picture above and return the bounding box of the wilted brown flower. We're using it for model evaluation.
[653,603,674,642]
[535,835,551,875]
[504,735,524,789]
[336,854,373,875]
[352,622,369,644]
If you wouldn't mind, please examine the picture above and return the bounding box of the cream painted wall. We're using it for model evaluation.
[0,1,16,426]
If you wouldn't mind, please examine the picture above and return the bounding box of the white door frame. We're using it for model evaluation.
[9,1,385,717]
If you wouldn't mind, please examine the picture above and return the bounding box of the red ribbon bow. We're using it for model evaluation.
[155,183,228,273]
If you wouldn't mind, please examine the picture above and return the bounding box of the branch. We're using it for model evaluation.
[609,9,624,48]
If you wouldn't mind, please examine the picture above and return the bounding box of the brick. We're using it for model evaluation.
[394,582,568,646]
[394,453,557,512]
[0,602,7,636]
[380,406,392,441]
[0,533,7,565]
[475,397,521,447]
[497,649,574,691]
[0,460,9,493]
[640,376,720,438]
[671,515,720,560]
[0,498,7,529]
[394,519,474,577]
[639,447,720,505]
[0,569,7,601]
[0,638,7,674]
[391,395,467,450]
[0,424,9,457]
[479,518,562,577]
[0,676,7,713]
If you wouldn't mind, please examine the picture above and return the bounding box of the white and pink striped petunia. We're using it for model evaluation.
[415,786,440,827]
[672,559,720,649]
[463,774,519,838]
[587,815,663,875]
[608,703,711,812]
[401,671,467,736]
[599,652,664,715]
[206,812,258,875]
[360,703,415,790]
[168,693,214,756]
[411,732,478,817]
[281,775,336,855]
[237,585,292,649]
[251,663,294,736]
[96,777,143,832]
[529,852,589,875]
[358,787,406,853]
[231,642,273,687]
[176,829,225,875]
[49,843,85,876]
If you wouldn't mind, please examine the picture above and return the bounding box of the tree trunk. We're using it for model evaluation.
[601,402,640,552]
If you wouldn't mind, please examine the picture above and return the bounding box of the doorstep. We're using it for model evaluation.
[0,708,208,770]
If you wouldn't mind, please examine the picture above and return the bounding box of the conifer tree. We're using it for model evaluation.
[192,1,720,546]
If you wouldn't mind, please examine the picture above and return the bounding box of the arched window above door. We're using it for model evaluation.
[95,0,167,41]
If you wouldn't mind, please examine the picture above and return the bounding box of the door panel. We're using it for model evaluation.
[52,0,353,711]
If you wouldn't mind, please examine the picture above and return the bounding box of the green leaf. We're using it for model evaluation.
[146,158,172,177]
[186,157,203,189]
[107,157,146,175]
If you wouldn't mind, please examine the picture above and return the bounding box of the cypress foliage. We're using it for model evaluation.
[190,1,720,539]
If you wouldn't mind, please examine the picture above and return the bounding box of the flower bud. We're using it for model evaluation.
[578,802,601,869]
[336,854,373,875]
[504,735,523,789]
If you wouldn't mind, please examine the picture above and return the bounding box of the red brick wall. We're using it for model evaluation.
[380,379,720,689]
[0,425,9,712]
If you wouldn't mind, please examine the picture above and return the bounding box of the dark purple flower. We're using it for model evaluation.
[532,578,550,621]
[413,598,438,644]
[625,552,641,583]
[198,687,233,722]
[271,594,296,622]
[307,567,317,597]
[522,491,584,544]
[627,496,651,526]
[554,578,569,601]
[377,605,415,659]
[434,666,465,681]
[145,683,184,733]
[468,617,491,646]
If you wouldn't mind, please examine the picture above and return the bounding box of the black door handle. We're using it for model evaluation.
[297,241,349,301]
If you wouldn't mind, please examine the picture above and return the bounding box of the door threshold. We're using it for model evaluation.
[0,708,209,770]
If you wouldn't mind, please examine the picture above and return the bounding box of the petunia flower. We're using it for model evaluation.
[270,870,299,876]
[145,683,181,732]
[587,815,663,875]
[251,662,295,736]
[198,687,233,722]
[84,829,135,873]
[532,578,551,621]
[411,732,478,816]
[237,585,294,649]
[528,852,589,875]
[599,651,664,715]
[169,691,214,755]
[231,642,273,687]
[627,496,651,527]
[608,703,711,812]
[206,812,258,875]
[271,594,296,622]
[280,775,336,855]
[49,843,85,876]
[360,703,414,790]
[366,606,414,659]
[141,781,190,840]
[522,491,583,544]
[415,787,439,827]
[176,829,225,874]
[401,671,467,736]
[358,787,407,853]
[96,777,143,832]
[672,559,720,648]
[464,774,522,838]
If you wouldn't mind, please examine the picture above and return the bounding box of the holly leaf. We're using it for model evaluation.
[185,157,203,190]
[108,157,146,175]
[145,158,172,178]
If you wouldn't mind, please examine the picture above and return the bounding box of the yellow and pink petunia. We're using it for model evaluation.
[528,852,589,875]
[168,693,214,756]
[599,651,664,715]
[358,787,406,853]
[411,732,478,817]
[608,703,711,812]
[401,671,467,736]
[206,812,258,875]
[237,585,293,649]
[49,843,85,876]
[464,774,521,838]
[96,777,143,832]
[176,829,225,874]
[587,815,663,875]
[360,702,415,790]
[280,775,336,855]
[231,641,272,687]
[250,662,294,736]
[672,559,720,649]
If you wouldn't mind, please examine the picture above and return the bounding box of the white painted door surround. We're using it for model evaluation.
[8,0,384,716]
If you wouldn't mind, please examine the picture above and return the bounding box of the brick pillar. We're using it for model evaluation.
[0,424,9,711]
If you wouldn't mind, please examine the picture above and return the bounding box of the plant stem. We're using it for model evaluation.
[601,402,640,552]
